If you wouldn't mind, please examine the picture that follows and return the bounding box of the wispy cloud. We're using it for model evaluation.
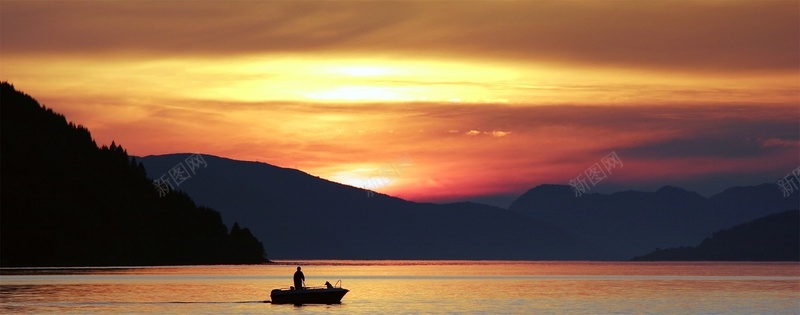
[43,95,798,201]
[1,1,797,205]
[3,2,797,73]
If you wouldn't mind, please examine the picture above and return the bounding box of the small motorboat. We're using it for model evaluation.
[270,280,349,305]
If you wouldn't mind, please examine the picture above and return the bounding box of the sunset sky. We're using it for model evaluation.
[2,1,798,207]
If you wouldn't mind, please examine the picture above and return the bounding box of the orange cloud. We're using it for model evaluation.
[31,94,796,203]
[3,2,797,73]
[1,1,798,206]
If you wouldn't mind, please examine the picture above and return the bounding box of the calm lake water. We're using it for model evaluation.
[1,261,798,314]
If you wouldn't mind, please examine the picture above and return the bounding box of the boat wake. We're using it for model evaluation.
[58,300,270,305]
[162,301,268,304]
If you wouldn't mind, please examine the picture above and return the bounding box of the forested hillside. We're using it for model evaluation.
[1,82,267,266]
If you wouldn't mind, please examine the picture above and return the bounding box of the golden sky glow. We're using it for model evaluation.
[1,1,798,206]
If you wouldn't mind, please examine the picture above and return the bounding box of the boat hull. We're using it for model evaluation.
[270,287,349,304]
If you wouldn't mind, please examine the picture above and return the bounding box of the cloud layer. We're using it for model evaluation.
[3,1,798,72]
[1,1,798,206]
[37,95,798,202]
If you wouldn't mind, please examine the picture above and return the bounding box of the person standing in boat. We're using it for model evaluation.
[293,266,305,290]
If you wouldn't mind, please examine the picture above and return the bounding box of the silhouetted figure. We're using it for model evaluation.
[325,281,333,289]
[293,266,305,290]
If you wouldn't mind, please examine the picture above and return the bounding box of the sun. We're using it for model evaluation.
[330,171,397,192]
[332,65,396,77]
[304,86,409,102]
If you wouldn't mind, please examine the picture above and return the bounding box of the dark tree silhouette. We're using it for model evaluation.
[0,82,268,266]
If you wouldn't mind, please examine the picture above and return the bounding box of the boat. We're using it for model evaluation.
[270,280,349,305]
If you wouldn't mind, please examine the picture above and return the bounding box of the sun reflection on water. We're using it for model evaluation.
[1,261,797,314]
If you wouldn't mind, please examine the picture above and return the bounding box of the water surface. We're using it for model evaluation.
[1,261,798,314]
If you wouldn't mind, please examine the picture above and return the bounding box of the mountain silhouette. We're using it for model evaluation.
[6,81,793,264]
[0,82,267,266]
[141,153,799,260]
[509,183,799,259]
[708,184,800,227]
[139,154,597,260]
[632,210,799,261]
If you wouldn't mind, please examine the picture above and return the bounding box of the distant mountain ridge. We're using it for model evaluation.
[509,183,799,259]
[140,154,596,260]
[141,154,799,260]
[632,210,799,261]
